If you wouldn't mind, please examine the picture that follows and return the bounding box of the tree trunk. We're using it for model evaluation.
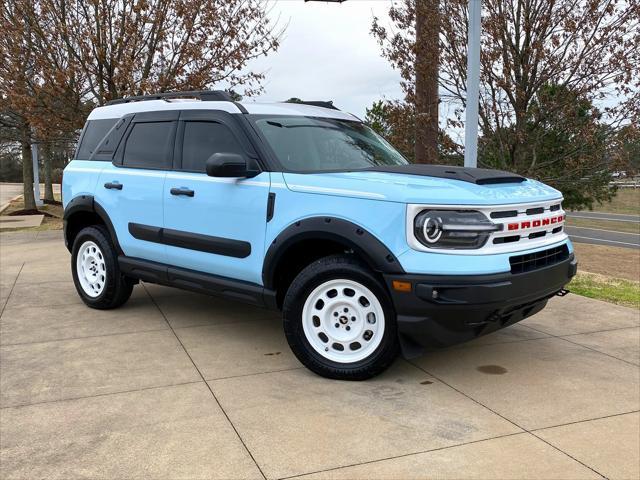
[414,0,440,164]
[21,141,36,210]
[42,143,54,201]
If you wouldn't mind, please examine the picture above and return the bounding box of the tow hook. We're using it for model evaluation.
[556,288,570,297]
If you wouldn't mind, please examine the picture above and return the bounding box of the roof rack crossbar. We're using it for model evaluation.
[285,100,340,111]
[105,90,233,106]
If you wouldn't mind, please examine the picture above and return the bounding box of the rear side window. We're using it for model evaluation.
[123,122,175,169]
[181,121,244,172]
[76,119,118,160]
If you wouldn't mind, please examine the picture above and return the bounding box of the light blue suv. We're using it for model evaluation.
[63,91,577,380]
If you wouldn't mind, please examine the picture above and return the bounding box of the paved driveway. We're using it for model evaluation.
[0,184,23,212]
[1,231,638,479]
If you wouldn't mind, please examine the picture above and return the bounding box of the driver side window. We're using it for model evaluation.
[181,121,244,172]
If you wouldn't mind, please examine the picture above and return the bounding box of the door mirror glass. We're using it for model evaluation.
[205,152,256,178]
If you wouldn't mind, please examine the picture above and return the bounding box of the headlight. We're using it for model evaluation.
[414,210,501,249]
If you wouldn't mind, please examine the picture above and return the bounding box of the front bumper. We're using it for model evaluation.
[384,254,577,357]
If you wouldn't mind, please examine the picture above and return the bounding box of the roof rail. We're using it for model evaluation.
[105,90,234,106]
[285,99,340,110]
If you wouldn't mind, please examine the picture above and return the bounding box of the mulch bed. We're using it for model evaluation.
[6,209,56,218]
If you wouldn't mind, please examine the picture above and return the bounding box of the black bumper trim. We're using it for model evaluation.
[384,254,577,357]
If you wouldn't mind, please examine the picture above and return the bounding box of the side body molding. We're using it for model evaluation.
[262,216,406,289]
[63,194,122,254]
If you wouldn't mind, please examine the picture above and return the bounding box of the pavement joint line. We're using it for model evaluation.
[0,380,204,410]
[142,282,268,480]
[11,279,75,286]
[0,262,24,319]
[14,276,76,286]
[528,409,640,433]
[449,333,550,350]
[559,325,640,337]
[407,360,608,479]
[205,366,305,383]
[276,431,527,480]
[0,327,171,348]
[519,323,640,367]
[555,335,640,367]
[170,317,282,332]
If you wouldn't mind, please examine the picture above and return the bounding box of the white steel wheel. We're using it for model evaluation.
[302,279,386,363]
[76,240,107,298]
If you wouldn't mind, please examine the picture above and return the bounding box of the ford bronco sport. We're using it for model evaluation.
[63,90,577,380]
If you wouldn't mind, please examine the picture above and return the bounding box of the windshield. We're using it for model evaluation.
[249,115,409,172]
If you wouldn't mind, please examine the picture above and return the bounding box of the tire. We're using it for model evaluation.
[71,225,133,309]
[283,254,399,380]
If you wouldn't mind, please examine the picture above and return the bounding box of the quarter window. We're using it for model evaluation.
[181,121,244,172]
[123,122,174,169]
[76,119,118,160]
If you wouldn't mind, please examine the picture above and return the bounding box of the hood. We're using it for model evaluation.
[282,170,562,205]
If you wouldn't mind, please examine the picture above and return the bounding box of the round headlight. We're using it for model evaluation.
[422,215,443,243]
[413,210,500,249]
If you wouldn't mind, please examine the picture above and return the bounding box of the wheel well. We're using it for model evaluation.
[271,238,370,308]
[65,211,106,250]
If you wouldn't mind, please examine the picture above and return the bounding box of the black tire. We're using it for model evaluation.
[71,225,133,309]
[283,254,399,380]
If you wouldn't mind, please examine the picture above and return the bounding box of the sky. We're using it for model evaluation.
[241,0,404,119]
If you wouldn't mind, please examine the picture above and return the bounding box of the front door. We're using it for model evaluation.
[163,111,270,285]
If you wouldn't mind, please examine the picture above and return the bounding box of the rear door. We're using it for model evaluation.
[95,111,177,262]
[162,110,270,284]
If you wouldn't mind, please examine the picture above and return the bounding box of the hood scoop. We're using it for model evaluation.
[366,165,525,185]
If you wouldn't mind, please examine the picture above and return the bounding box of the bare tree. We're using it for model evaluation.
[0,0,283,210]
[440,0,639,170]
[40,0,282,104]
[373,0,440,164]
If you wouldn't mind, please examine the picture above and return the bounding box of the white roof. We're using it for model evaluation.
[87,99,359,121]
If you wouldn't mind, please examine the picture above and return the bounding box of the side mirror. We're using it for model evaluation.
[205,153,257,178]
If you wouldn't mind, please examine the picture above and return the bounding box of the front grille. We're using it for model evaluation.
[509,244,569,274]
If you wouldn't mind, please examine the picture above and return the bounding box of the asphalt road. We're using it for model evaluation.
[565,211,640,249]
[567,211,640,223]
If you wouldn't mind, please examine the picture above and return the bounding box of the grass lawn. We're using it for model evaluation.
[569,271,639,310]
[577,188,640,215]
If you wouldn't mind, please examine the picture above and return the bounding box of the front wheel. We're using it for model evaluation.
[283,255,399,380]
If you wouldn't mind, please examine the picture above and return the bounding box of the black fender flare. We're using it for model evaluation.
[262,216,405,290]
[63,195,122,254]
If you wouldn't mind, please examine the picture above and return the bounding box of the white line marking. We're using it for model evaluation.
[565,226,640,236]
[569,235,640,247]
[568,214,640,223]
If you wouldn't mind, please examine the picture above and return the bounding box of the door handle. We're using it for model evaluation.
[170,187,195,197]
[104,182,123,190]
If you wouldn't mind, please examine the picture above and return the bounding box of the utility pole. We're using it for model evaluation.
[31,142,43,207]
[464,0,481,168]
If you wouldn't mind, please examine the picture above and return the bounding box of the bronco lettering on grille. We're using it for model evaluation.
[507,214,564,231]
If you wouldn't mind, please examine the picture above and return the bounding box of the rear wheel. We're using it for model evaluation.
[283,255,399,380]
[71,225,133,309]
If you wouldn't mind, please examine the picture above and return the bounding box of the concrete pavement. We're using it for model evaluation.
[0,230,638,479]
[0,184,23,212]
